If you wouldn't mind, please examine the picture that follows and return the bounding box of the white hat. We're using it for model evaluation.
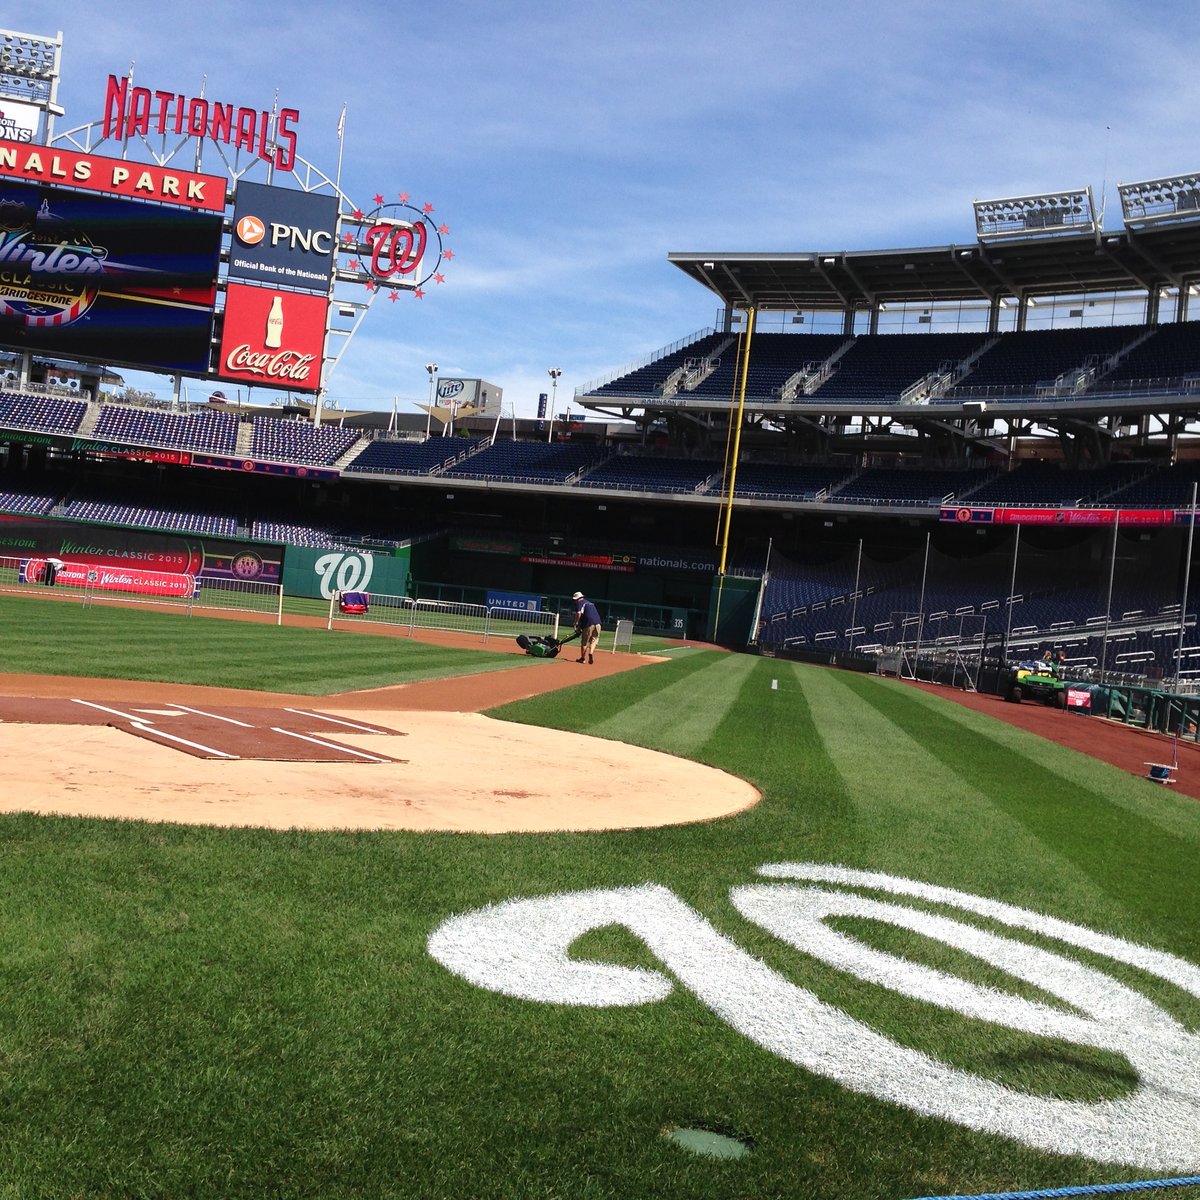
[571,591,584,600]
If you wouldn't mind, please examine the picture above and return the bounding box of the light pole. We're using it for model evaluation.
[545,368,562,443]
[424,362,438,439]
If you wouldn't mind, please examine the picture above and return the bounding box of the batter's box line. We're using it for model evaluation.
[283,708,406,735]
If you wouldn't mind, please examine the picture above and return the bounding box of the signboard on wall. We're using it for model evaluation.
[228,182,338,292]
[0,99,41,144]
[0,136,226,211]
[216,282,328,393]
[280,544,411,600]
[0,180,221,373]
[941,506,1177,527]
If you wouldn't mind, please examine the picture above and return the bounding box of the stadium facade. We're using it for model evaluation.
[6,28,1200,686]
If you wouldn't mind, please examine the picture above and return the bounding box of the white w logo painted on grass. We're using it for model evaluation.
[428,863,1200,1170]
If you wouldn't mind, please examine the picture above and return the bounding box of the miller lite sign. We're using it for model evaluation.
[217,282,328,393]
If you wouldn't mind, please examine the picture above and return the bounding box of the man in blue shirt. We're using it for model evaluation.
[571,591,602,664]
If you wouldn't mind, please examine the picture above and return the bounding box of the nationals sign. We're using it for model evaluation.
[217,283,328,393]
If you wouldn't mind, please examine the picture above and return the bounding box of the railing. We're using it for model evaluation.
[574,326,717,396]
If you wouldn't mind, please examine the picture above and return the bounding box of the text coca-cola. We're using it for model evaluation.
[224,345,316,382]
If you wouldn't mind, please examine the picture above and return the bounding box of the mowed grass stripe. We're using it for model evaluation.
[839,671,1200,952]
[692,658,856,842]
[891,680,1200,847]
[588,651,758,756]
[797,665,1119,918]
[489,650,726,742]
[0,596,537,694]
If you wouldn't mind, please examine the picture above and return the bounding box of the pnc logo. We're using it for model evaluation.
[236,214,266,245]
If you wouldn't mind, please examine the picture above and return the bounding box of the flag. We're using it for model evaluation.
[337,104,346,141]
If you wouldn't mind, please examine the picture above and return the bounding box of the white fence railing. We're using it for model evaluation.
[327,591,560,642]
[0,554,283,622]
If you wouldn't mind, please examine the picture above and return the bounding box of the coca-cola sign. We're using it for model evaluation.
[216,283,328,393]
[224,344,317,383]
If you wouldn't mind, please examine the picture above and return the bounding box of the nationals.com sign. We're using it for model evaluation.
[217,283,328,393]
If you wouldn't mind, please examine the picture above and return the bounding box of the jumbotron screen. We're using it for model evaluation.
[0,181,222,372]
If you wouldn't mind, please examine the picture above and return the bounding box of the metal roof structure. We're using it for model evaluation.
[667,223,1200,313]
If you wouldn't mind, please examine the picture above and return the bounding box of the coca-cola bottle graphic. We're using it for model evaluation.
[265,294,284,349]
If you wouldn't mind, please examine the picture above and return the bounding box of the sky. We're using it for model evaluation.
[6,0,1200,419]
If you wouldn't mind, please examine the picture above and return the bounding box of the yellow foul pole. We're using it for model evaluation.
[717,306,755,576]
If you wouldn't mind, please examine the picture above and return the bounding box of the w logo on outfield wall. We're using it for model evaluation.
[428,863,1200,1170]
[313,551,374,599]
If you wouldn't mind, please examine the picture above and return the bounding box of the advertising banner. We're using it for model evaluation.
[188,454,338,480]
[217,282,327,393]
[229,182,338,292]
[21,557,197,597]
[519,552,636,574]
[941,506,996,524]
[0,100,41,144]
[0,137,226,211]
[452,535,521,556]
[0,516,282,584]
[941,506,1176,527]
[486,589,541,612]
[0,180,221,373]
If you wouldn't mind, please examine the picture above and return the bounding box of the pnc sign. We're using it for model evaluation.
[229,182,338,293]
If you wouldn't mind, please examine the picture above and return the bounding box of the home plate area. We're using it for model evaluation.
[0,698,405,763]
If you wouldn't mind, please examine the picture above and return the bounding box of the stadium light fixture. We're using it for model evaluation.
[424,362,438,440]
[545,368,562,443]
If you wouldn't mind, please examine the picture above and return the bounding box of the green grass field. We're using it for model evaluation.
[2,601,1199,1199]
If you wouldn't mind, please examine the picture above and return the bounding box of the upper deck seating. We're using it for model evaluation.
[576,454,721,493]
[1094,322,1200,390]
[945,327,1145,399]
[686,333,851,400]
[446,440,611,483]
[806,333,987,403]
[591,334,729,397]
[0,391,87,434]
[92,405,239,454]
[250,417,361,465]
[344,436,483,475]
